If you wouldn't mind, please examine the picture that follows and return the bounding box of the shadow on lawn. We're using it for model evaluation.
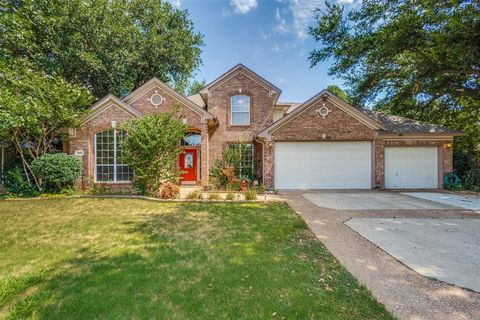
[2,202,394,319]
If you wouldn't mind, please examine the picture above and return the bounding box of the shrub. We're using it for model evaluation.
[225,193,235,201]
[244,189,257,201]
[159,182,180,199]
[226,182,241,191]
[462,169,480,191]
[207,193,222,201]
[4,167,38,197]
[120,110,188,196]
[185,190,203,200]
[257,184,266,194]
[31,153,82,193]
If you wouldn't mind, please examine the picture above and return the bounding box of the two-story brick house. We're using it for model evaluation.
[67,64,462,190]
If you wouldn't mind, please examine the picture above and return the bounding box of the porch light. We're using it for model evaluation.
[183,118,187,124]
[111,121,117,128]
[444,143,452,149]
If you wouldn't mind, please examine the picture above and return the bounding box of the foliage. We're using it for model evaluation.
[209,141,254,190]
[0,0,204,99]
[159,182,180,200]
[244,189,257,201]
[185,190,203,200]
[461,169,480,192]
[120,109,188,196]
[257,184,266,194]
[225,193,236,201]
[327,85,351,103]
[207,193,222,201]
[86,178,111,196]
[0,59,92,190]
[181,79,207,97]
[309,0,480,173]
[3,167,38,197]
[30,153,82,193]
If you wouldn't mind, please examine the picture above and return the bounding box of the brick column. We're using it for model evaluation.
[200,123,209,186]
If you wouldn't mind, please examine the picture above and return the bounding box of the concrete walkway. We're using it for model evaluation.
[282,192,480,320]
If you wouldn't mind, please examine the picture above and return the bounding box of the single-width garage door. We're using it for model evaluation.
[275,141,372,189]
[384,147,438,189]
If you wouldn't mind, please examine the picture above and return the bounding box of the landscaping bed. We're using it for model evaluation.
[0,198,394,319]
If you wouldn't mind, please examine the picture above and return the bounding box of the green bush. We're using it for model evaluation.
[31,153,82,193]
[207,193,222,201]
[462,169,480,191]
[244,189,257,201]
[4,167,38,197]
[225,193,235,201]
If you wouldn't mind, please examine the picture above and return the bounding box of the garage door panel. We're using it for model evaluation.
[275,142,372,189]
[384,147,438,189]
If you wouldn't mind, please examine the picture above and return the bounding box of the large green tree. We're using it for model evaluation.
[0,59,93,189]
[0,0,204,98]
[309,0,480,176]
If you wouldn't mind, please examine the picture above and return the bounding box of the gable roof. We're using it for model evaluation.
[81,94,142,125]
[258,89,463,139]
[187,93,206,108]
[123,77,214,122]
[257,89,387,139]
[199,63,282,99]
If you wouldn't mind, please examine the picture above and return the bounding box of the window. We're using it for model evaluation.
[181,132,201,146]
[228,143,253,178]
[95,129,133,182]
[230,95,250,126]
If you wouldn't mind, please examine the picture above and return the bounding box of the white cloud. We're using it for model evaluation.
[274,8,288,33]
[230,0,258,14]
[278,0,360,39]
[168,0,181,7]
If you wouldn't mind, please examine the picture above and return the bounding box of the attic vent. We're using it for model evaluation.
[148,91,165,107]
[317,104,332,118]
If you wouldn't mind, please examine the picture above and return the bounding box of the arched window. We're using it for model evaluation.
[181,132,201,146]
[230,95,250,126]
[95,129,133,182]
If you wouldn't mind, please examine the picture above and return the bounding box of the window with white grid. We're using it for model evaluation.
[230,95,250,126]
[95,129,133,182]
[228,143,253,178]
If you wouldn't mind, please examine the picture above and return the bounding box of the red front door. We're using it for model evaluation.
[180,148,197,182]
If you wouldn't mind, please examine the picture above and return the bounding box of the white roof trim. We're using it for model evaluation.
[123,77,214,122]
[199,64,281,99]
[257,90,386,139]
[81,95,141,125]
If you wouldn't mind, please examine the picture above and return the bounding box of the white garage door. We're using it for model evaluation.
[275,142,372,189]
[384,147,438,189]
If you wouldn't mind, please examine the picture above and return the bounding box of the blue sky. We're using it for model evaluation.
[172,0,358,102]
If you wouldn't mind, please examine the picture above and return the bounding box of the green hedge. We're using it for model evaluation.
[31,153,82,192]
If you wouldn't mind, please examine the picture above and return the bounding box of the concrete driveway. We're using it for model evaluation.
[346,218,480,292]
[282,191,480,320]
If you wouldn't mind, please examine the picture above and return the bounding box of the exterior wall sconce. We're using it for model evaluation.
[444,143,453,149]
[111,121,117,128]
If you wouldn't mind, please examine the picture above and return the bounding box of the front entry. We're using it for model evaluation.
[180,148,197,183]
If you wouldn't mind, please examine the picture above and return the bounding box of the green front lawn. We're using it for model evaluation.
[0,198,393,319]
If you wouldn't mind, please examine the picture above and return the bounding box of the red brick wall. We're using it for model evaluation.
[272,99,375,141]
[374,139,453,189]
[69,104,135,189]
[206,72,278,182]
[263,99,376,188]
[129,86,203,129]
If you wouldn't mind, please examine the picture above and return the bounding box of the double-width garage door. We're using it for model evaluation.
[384,147,438,189]
[275,142,372,189]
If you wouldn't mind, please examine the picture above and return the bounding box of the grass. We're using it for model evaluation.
[0,198,394,319]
